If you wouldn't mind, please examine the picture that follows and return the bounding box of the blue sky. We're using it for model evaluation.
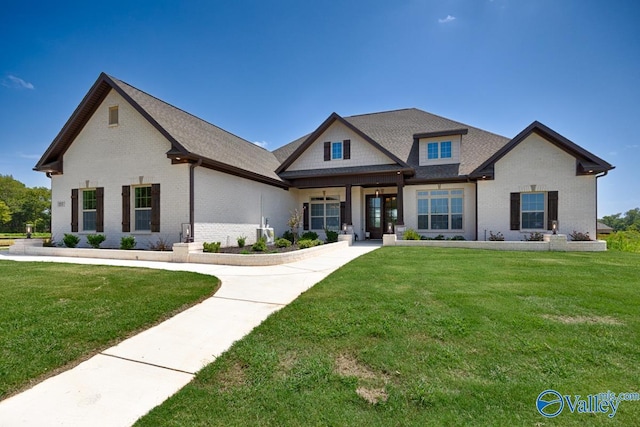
[1,0,638,216]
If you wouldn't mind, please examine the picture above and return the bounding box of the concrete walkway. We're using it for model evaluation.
[0,242,380,426]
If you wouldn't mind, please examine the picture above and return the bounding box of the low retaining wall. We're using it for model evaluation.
[9,239,350,266]
[383,234,607,252]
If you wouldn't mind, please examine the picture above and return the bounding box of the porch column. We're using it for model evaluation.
[344,184,352,225]
[396,173,404,225]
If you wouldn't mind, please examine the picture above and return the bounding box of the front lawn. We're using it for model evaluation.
[0,261,219,399]
[137,248,640,426]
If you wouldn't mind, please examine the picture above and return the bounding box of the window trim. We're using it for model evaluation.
[331,141,343,160]
[416,189,464,231]
[133,185,152,231]
[520,192,546,230]
[426,141,452,160]
[82,189,97,232]
[309,195,341,231]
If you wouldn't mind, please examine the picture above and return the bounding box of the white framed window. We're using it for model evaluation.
[417,189,463,230]
[82,189,97,231]
[521,192,545,229]
[427,141,452,160]
[134,186,152,231]
[109,106,119,126]
[331,142,343,160]
[310,195,340,230]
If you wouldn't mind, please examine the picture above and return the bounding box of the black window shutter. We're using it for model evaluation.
[71,189,78,232]
[151,184,161,232]
[122,185,130,232]
[340,201,345,225]
[343,140,351,159]
[547,191,558,230]
[510,192,520,230]
[303,202,309,230]
[324,141,331,161]
[96,187,104,233]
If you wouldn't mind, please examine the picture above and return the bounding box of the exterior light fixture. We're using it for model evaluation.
[342,223,347,234]
[375,189,379,198]
[26,224,33,239]
[552,220,558,235]
[387,222,393,234]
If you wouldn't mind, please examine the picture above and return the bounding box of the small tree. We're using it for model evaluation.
[287,208,302,243]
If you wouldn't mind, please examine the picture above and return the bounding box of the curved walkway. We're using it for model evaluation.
[0,242,380,426]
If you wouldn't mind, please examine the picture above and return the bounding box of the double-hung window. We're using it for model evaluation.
[427,141,452,160]
[331,142,343,160]
[134,186,152,231]
[310,195,340,230]
[82,189,97,231]
[521,193,545,229]
[417,189,463,230]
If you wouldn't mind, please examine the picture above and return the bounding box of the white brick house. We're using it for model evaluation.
[35,73,613,247]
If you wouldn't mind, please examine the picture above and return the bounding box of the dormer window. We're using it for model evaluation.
[332,141,343,160]
[323,139,351,161]
[427,141,452,159]
[109,106,119,126]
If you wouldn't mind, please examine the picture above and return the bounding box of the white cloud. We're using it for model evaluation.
[438,15,456,24]
[19,153,40,160]
[2,74,35,90]
[625,144,639,149]
[253,141,268,148]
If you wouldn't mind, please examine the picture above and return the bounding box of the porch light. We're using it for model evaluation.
[342,223,347,234]
[375,189,379,198]
[387,222,393,234]
[552,220,558,235]
[26,224,33,239]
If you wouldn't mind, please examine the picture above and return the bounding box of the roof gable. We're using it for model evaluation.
[275,112,409,174]
[35,73,286,188]
[469,121,614,178]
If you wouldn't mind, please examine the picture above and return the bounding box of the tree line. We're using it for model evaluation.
[600,208,640,232]
[0,175,51,233]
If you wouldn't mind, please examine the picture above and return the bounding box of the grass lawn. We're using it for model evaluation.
[137,247,640,426]
[0,261,219,399]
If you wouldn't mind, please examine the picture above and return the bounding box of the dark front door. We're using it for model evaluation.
[366,194,397,239]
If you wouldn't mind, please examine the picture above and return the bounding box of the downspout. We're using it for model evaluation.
[189,158,202,242]
[595,170,609,236]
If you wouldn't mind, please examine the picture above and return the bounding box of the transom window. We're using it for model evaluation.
[427,141,452,160]
[521,193,545,229]
[310,195,340,230]
[331,142,343,160]
[417,189,463,230]
[82,189,97,231]
[109,106,119,126]
[134,186,152,230]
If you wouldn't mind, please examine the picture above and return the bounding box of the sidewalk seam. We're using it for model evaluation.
[99,352,197,376]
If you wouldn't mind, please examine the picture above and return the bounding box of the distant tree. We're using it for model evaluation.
[0,200,11,225]
[601,208,640,232]
[0,175,51,233]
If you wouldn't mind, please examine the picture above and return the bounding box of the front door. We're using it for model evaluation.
[366,194,397,239]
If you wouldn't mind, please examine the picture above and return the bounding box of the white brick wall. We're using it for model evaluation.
[477,133,597,241]
[287,121,395,171]
[50,89,190,248]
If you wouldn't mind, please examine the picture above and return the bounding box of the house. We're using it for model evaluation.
[35,73,613,248]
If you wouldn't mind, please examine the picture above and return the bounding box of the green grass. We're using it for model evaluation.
[0,261,219,399]
[137,248,640,426]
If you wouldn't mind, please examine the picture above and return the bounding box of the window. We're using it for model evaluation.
[417,189,463,230]
[82,189,97,231]
[426,141,452,160]
[310,195,340,230]
[331,142,343,160]
[134,186,152,230]
[521,193,545,229]
[109,106,118,125]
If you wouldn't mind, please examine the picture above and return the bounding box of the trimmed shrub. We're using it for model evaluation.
[403,228,421,240]
[281,230,296,244]
[252,237,267,252]
[275,238,292,248]
[237,235,247,248]
[301,231,319,241]
[325,229,338,243]
[120,236,136,250]
[203,242,221,253]
[86,234,106,249]
[450,235,466,241]
[525,232,545,241]
[569,231,591,241]
[63,234,80,248]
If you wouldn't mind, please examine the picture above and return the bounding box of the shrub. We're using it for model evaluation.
[403,228,421,240]
[325,228,338,243]
[434,234,445,240]
[569,231,591,241]
[298,239,323,249]
[525,232,545,241]
[203,242,221,253]
[488,231,504,241]
[149,236,171,251]
[275,238,292,248]
[86,234,106,248]
[301,231,319,240]
[120,236,136,250]
[603,230,640,253]
[237,235,247,248]
[63,233,80,248]
[43,237,56,247]
[281,230,296,244]
[252,237,267,252]
[450,235,466,241]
